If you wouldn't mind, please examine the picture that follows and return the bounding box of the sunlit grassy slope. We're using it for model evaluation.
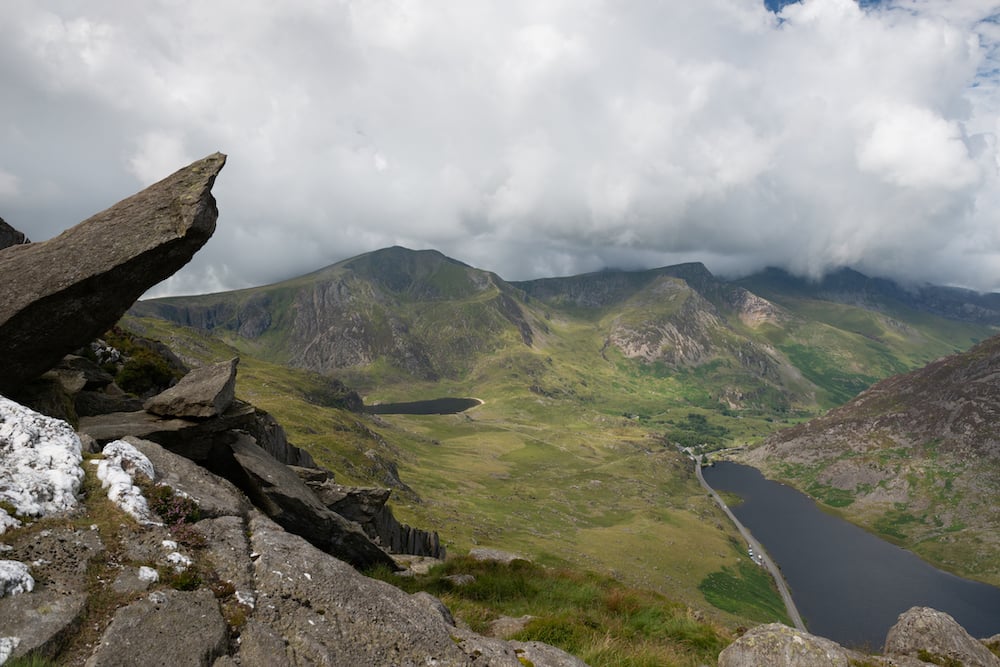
[124,313,789,634]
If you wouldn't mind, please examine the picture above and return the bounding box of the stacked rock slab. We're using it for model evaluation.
[143,357,238,418]
[0,153,225,395]
[296,470,446,559]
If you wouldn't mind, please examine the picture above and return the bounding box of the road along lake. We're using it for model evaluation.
[702,461,1000,648]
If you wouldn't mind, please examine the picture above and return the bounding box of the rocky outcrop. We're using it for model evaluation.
[0,217,28,249]
[78,401,257,461]
[221,432,397,570]
[884,607,1000,666]
[0,152,225,395]
[297,472,446,559]
[247,514,586,666]
[1,395,592,665]
[719,609,1000,667]
[244,409,316,467]
[73,359,443,565]
[717,624,859,666]
[143,357,238,419]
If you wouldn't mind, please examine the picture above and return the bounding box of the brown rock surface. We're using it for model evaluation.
[0,153,225,395]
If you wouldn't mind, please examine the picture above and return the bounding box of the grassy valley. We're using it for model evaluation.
[125,247,1000,643]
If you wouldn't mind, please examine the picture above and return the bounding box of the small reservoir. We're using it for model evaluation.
[364,397,482,415]
[702,461,1000,648]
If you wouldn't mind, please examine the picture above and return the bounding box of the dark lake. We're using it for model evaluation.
[364,397,481,415]
[702,461,1000,648]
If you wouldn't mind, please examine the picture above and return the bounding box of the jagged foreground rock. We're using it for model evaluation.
[1,390,587,665]
[0,153,225,395]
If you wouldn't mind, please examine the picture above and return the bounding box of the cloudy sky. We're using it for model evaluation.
[2,0,1000,296]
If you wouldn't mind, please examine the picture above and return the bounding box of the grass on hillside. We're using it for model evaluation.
[368,556,732,667]
[698,560,791,624]
[119,315,805,627]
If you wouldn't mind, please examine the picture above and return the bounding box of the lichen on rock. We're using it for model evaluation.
[0,395,84,532]
[96,439,157,523]
[0,560,34,598]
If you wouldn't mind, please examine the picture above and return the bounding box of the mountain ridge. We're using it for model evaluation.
[131,246,997,415]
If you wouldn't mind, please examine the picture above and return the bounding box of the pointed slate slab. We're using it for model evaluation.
[0,153,225,395]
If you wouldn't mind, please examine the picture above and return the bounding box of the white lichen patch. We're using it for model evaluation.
[166,551,192,571]
[138,566,159,583]
[0,396,84,533]
[0,560,34,597]
[0,637,20,663]
[235,590,255,609]
[96,440,157,523]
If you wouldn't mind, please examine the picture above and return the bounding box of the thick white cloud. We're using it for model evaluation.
[1,0,999,295]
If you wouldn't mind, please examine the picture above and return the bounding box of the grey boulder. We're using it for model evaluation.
[0,217,28,249]
[717,623,860,667]
[144,358,238,419]
[884,606,1000,667]
[244,513,587,667]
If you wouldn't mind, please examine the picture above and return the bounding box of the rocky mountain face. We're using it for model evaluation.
[133,246,543,382]
[740,332,1000,585]
[520,264,797,410]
